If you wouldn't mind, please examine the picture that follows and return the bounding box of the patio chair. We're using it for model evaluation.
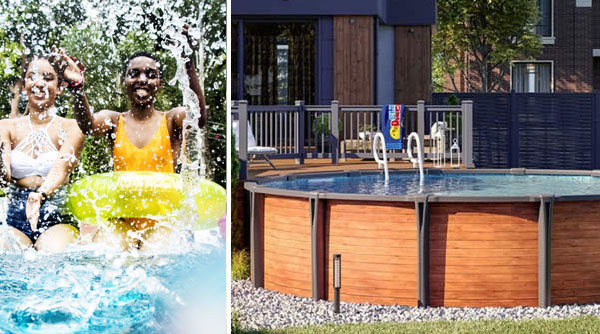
[232,120,278,170]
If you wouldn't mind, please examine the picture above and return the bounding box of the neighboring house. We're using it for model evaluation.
[232,0,437,105]
[448,0,599,93]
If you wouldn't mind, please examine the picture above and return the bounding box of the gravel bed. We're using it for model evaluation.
[232,279,600,330]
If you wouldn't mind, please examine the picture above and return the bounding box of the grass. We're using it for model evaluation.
[232,249,250,280]
[231,316,600,334]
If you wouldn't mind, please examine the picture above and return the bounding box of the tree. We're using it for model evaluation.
[0,0,226,186]
[433,0,542,92]
[0,0,86,117]
[0,29,22,118]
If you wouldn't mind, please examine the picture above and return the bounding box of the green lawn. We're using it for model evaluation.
[232,316,600,334]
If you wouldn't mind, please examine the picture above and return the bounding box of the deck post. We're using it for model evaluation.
[309,193,325,300]
[538,195,554,307]
[331,101,340,164]
[417,101,426,151]
[250,188,264,288]
[296,100,306,165]
[238,100,249,180]
[415,195,430,307]
[462,100,474,168]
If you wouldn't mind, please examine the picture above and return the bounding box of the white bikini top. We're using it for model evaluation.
[10,116,59,180]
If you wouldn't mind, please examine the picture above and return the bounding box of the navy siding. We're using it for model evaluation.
[386,0,436,25]
[432,93,597,170]
[232,0,436,25]
[317,17,334,104]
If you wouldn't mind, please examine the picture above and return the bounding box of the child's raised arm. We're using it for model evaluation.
[52,49,119,137]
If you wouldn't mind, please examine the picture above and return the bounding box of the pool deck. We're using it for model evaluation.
[248,158,463,179]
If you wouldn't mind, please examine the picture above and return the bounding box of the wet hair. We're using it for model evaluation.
[122,51,163,79]
[21,56,65,86]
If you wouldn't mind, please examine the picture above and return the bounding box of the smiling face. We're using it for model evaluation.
[124,56,162,108]
[24,58,61,111]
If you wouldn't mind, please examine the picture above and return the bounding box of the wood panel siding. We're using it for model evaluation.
[395,26,431,104]
[325,200,418,306]
[551,201,600,305]
[429,203,539,307]
[333,16,374,105]
[263,195,312,297]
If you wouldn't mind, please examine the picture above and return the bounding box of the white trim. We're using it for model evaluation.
[537,0,554,40]
[510,60,554,92]
[542,37,555,45]
[576,0,592,8]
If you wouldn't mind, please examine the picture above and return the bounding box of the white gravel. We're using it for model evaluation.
[232,279,600,330]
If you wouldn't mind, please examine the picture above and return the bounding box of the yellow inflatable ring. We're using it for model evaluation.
[66,172,226,229]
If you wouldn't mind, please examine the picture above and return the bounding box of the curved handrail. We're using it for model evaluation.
[407,132,424,185]
[372,132,389,182]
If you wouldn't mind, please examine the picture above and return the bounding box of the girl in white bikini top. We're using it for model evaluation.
[0,55,85,252]
[10,114,60,180]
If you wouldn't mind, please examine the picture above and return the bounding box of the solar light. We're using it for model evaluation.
[333,254,341,313]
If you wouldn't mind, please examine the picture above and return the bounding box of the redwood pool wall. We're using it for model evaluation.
[245,169,600,308]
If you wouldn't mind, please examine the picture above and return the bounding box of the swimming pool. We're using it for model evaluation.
[246,169,600,308]
[0,195,225,333]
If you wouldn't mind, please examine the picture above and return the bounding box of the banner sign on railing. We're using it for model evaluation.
[381,104,405,149]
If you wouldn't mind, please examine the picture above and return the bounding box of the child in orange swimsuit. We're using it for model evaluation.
[59,27,206,250]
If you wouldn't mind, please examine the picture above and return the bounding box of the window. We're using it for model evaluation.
[536,0,553,41]
[511,62,553,93]
[238,22,316,105]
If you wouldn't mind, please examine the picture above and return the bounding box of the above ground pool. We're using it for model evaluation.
[245,169,600,308]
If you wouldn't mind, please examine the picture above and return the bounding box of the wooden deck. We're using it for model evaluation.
[248,158,462,179]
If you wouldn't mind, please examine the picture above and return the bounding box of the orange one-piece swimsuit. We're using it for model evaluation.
[112,114,174,230]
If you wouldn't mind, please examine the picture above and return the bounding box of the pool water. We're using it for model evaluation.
[263,173,600,197]
[0,199,225,334]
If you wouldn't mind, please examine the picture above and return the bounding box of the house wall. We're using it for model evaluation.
[442,1,597,93]
[540,1,593,92]
[234,16,433,105]
[333,16,374,104]
[395,25,432,103]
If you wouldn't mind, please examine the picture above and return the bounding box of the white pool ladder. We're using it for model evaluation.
[407,132,424,185]
[372,132,389,182]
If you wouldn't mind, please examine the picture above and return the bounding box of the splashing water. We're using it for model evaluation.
[0,240,225,333]
[161,8,207,179]
[0,0,224,332]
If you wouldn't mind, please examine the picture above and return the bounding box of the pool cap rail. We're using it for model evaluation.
[245,168,600,203]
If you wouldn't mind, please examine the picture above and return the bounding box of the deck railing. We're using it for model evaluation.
[232,100,473,179]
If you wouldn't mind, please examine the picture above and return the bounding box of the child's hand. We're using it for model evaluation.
[181,24,198,62]
[26,192,42,231]
[182,24,196,49]
[50,46,85,88]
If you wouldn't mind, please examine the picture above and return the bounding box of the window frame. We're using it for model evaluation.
[510,60,554,93]
[537,0,554,44]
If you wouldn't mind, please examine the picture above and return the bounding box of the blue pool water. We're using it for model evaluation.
[263,173,600,197]
[0,229,225,334]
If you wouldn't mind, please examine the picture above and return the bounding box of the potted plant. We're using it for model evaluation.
[312,113,343,153]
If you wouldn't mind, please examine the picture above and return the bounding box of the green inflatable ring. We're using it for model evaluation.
[66,172,226,229]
